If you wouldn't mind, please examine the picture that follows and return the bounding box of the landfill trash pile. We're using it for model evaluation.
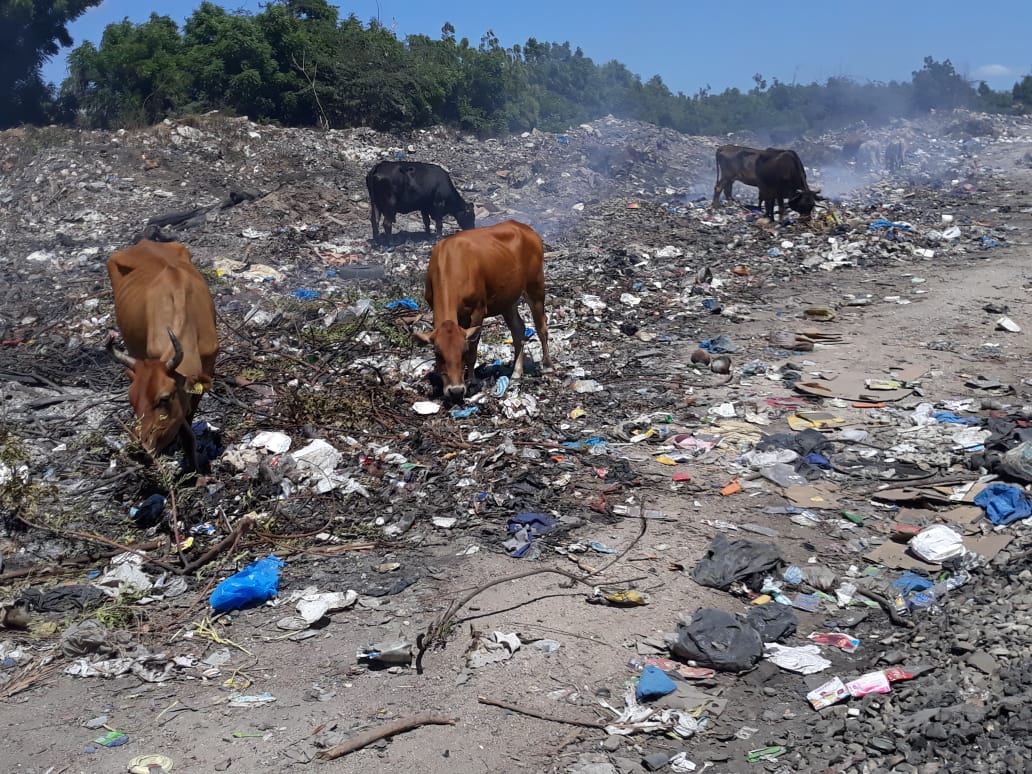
[2,108,1032,772]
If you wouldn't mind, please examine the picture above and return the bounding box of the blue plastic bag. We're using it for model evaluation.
[210,555,285,612]
[635,665,677,701]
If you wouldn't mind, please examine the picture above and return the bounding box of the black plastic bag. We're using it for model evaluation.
[746,603,797,642]
[669,608,762,673]
[691,533,783,591]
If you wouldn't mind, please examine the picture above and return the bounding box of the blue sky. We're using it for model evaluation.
[43,0,1031,96]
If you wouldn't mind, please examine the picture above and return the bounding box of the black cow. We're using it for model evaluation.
[366,160,475,243]
[754,148,822,221]
[712,145,764,207]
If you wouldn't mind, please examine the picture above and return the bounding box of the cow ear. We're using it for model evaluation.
[463,326,481,345]
[412,330,434,346]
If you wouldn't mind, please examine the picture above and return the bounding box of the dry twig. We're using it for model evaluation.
[477,695,604,728]
[316,713,457,760]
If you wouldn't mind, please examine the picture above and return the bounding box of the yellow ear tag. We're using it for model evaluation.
[191,383,205,395]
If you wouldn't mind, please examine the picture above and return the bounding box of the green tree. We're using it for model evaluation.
[255,0,340,125]
[910,56,975,112]
[63,14,186,127]
[1012,75,1032,113]
[182,2,279,119]
[1,0,102,127]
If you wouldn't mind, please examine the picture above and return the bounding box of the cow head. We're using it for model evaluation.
[413,320,479,401]
[108,328,202,455]
[788,189,823,218]
[456,201,476,231]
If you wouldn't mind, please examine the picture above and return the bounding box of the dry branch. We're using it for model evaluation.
[179,514,256,574]
[415,508,649,673]
[477,695,604,729]
[316,713,457,760]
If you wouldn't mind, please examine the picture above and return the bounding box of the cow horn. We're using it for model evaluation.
[165,327,184,371]
[106,336,137,370]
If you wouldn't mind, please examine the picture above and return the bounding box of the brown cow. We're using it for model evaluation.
[107,240,218,471]
[712,144,764,207]
[413,220,553,401]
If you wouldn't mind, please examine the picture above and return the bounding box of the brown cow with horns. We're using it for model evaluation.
[106,240,218,472]
[413,220,553,401]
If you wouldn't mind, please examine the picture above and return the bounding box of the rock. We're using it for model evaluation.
[966,650,999,674]
[641,752,669,771]
[869,736,896,753]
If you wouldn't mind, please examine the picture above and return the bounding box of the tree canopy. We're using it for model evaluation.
[1,0,102,127]
[4,0,1030,136]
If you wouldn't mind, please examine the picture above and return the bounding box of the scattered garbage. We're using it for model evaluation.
[357,638,413,666]
[467,631,522,669]
[763,643,832,674]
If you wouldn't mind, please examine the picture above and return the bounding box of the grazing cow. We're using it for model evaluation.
[413,220,553,402]
[755,148,822,221]
[366,160,475,242]
[712,145,764,208]
[885,139,906,172]
[107,240,218,472]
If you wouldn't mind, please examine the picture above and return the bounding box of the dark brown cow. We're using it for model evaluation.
[754,148,823,221]
[107,240,218,471]
[413,220,552,402]
[712,144,764,207]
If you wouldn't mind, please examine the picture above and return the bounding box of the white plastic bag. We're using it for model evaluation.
[910,524,965,563]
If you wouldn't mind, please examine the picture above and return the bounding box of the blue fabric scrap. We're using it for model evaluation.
[932,411,980,425]
[699,335,737,354]
[974,483,1032,526]
[507,512,557,536]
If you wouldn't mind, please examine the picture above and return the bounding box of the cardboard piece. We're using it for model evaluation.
[896,505,984,533]
[865,532,1013,570]
[784,484,841,509]
[794,374,912,403]
[871,486,956,505]
[889,364,929,383]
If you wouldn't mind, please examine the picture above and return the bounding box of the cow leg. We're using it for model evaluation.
[178,421,204,475]
[433,216,444,237]
[370,202,381,241]
[501,306,528,380]
[421,211,432,235]
[712,178,724,207]
[525,284,552,374]
[383,212,394,244]
[463,328,482,389]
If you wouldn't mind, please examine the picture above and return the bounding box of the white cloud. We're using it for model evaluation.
[974,64,1015,79]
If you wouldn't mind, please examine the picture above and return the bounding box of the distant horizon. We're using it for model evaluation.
[41,1,1030,99]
